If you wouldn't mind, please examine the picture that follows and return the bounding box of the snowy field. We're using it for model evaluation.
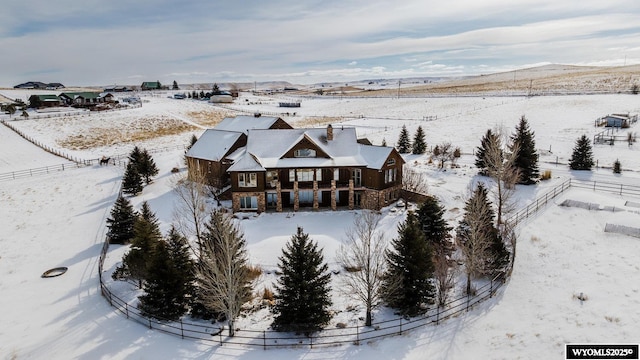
[1,91,639,359]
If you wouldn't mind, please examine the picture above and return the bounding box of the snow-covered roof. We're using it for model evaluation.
[227,127,399,171]
[214,115,282,134]
[185,129,244,161]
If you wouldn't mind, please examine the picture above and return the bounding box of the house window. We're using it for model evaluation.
[294,148,316,158]
[352,169,362,187]
[384,168,397,183]
[239,196,258,210]
[299,190,314,204]
[387,158,396,166]
[238,172,257,187]
[266,171,278,187]
[296,169,314,182]
[266,193,277,208]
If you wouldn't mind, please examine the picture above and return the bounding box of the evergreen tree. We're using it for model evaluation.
[138,240,189,321]
[172,80,179,90]
[273,227,332,333]
[382,212,434,316]
[120,202,162,287]
[381,138,387,147]
[187,134,198,151]
[412,126,427,154]
[106,195,137,244]
[122,162,143,195]
[212,83,220,94]
[197,209,252,337]
[417,196,453,257]
[569,135,595,170]
[475,129,501,176]
[510,116,539,184]
[137,149,159,184]
[165,226,196,302]
[613,159,621,174]
[396,125,411,154]
[128,146,143,167]
[199,90,205,99]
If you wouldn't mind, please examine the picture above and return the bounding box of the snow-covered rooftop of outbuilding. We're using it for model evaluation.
[185,129,243,161]
[214,115,282,134]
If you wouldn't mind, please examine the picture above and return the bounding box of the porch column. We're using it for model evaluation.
[293,181,299,211]
[313,181,319,210]
[330,180,337,211]
[276,181,283,212]
[348,179,354,210]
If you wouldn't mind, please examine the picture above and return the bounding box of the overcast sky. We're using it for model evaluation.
[2,0,640,87]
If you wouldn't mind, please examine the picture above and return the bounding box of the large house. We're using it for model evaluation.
[186,115,293,187]
[186,116,404,212]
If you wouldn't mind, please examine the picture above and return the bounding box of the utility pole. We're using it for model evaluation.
[397,80,401,99]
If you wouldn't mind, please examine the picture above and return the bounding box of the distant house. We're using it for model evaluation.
[186,115,293,187]
[14,81,64,89]
[59,92,110,106]
[187,116,404,212]
[104,85,131,92]
[28,94,62,108]
[141,81,162,91]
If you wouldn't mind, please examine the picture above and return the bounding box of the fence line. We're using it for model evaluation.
[0,162,86,182]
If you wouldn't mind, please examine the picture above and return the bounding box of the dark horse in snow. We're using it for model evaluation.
[99,157,111,166]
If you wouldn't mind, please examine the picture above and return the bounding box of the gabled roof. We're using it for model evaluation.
[141,81,161,88]
[186,129,245,161]
[32,94,61,102]
[214,115,283,134]
[59,92,101,100]
[227,127,401,171]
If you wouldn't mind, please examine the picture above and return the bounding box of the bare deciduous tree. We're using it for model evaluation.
[484,133,520,225]
[337,210,387,326]
[171,173,210,259]
[456,184,494,295]
[402,166,429,205]
[197,209,252,337]
[433,142,454,169]
[433,252,457,307]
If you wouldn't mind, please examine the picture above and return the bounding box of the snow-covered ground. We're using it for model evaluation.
[1,91,639,359]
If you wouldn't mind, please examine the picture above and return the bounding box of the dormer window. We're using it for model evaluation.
[294,148,316,158]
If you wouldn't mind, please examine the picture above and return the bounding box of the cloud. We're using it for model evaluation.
[1,1,640,85]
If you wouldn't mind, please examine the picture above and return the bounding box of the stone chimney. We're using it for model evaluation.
[327,124,333,141]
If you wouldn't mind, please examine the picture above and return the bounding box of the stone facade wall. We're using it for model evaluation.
[232,191,266,213]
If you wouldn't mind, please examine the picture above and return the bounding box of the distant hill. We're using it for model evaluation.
[337,64,640,96]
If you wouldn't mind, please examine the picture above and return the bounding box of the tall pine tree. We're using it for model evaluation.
[122,162,143,195]
[273,227,332,333]
[137,149,159,184]
[396,125,411,154]
[417,196,453,257]
[382,212,434,316]
[120,202,162,288]
[475,129,501,176]
[138,239,190,321]
[569,134,595,170]
[412,126,427,154]
[510,116,539,184]
[106,195,137,244]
